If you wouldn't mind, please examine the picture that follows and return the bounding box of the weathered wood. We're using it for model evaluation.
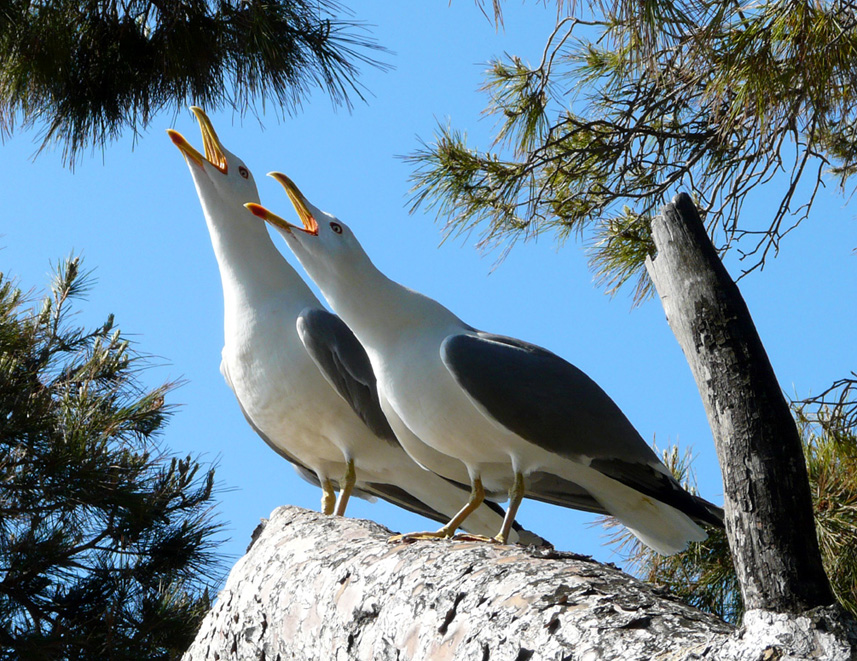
[645,193,833,613]
[183,506,857,660]
[184,506,734,660]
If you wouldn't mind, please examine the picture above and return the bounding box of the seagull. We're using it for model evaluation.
[166,108,544,544]
[247,174,724,555]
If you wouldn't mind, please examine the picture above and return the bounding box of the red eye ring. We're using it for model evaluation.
[330,222,343,234]
[238,166,249,179]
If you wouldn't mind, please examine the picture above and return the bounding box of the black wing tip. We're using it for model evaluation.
[510,521,553,548]
[590,458,726,528]
[694,498,725,528]
[298,306,335,323]
[666,490,724,529]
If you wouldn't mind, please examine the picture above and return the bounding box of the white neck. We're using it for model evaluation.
[303,246,463,351]
[198,194,319,338]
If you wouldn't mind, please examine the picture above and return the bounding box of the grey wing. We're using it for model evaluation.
[296,308,398,445]
[441,332,723,527]
[525,471,609,515]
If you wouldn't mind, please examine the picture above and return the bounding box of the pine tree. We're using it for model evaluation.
[0,256,223,660]
[410,0,857,297]
[603,385,857,624]
[0,0,386,165]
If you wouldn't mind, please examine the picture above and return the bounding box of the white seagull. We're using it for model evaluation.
[166,108,544,543]
[247,174,724,555]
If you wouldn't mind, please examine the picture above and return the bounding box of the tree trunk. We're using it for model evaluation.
[182,506,856,660]
[645,193,833,613]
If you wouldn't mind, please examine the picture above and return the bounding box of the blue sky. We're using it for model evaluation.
[2,2,855,574]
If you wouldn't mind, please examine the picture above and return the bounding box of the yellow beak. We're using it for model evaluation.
[167,128,204,168]
[245,173,319,235]
[245,203,298,234]
[167,107,228,173]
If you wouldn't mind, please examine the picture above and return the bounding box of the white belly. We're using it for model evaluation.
[224,337,347,474]
[373,331,542,491]
[223,310,410,485]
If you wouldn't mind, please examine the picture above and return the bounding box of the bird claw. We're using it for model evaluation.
[387,530,453,544]
[387,531,510,545]
[451,533,503,544]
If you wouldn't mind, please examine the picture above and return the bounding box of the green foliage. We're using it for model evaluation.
[0,257,223,659]
[0,0,386,165]
[411,1,857,298]
[409,127,533,260]
[601,445,742,623]
[797,381,857,617]
[586,206,655,302]
[603,384,857,624]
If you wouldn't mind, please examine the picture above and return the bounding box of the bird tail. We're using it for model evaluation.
[570,467,709,555]
[613,500,708,556]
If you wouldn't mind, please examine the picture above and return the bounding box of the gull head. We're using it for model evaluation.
[167,107,260,206]
[245,173,371,286]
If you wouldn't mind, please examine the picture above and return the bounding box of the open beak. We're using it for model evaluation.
[245,202,299,234]
[167,129,204,168]
[167,106,228,173]
[245,173,319,235]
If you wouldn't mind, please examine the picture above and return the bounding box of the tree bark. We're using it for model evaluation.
[645,193,833,613]
[182,506,856,660]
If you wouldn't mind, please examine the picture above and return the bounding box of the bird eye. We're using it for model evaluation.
[330,222,343,234]
[238,166,249,179]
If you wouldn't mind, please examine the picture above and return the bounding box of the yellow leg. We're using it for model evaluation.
[388,476,486,543]
[494,471,525,544]
[320,478,336,516]
[334,458,356,516]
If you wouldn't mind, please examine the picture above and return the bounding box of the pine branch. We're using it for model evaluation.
[0,0,389,166]
[0,258,225,658]
[409,0,857,298]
